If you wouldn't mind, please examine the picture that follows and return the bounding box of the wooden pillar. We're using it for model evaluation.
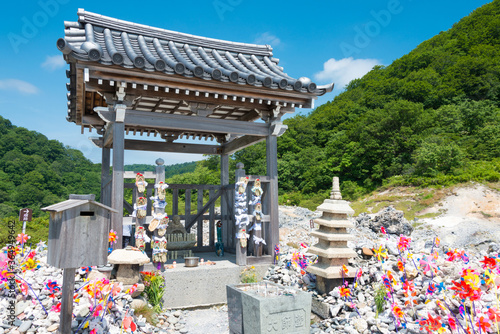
[266,134,279,256]
[59,268,75,334]
[153,158,165,271]
[220,154,230,249]
[235,163,247,266]
[111,104,126,249]
[101,147,111,207]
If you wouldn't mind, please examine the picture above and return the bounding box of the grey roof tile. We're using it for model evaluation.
[59,9,334,96]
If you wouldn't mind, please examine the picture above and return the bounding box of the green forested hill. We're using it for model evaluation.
[0,116,101,218]
[235,0,500,205]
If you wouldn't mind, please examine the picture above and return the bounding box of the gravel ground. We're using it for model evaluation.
[182,306,229,334]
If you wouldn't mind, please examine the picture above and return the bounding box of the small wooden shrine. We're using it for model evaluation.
[58,9,333,263]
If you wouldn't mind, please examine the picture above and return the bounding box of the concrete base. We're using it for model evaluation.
[227,282,311,334]
[149,252,271,308]
[315,276,345,295]
[311,297,330,319]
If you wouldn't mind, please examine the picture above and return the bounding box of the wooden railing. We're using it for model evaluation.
[123,175,231,253]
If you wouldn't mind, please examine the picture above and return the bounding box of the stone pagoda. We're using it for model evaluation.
[307,177,357,294]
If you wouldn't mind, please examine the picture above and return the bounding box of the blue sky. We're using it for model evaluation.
[0,0,492,165]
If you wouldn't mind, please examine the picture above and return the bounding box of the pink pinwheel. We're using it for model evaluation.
[51,302,61,312]
[419,255,437,275]
[487,307,500,323]
[397,235,411,252]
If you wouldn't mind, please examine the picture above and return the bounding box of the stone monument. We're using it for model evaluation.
[307,177,357,294]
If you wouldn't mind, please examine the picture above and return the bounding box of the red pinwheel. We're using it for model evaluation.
[397,260,405,272]
[426,313,443,331]
[450,279,480,301]
[476,316,491,332]
[381,226,386,235]
[339,286,351,298]
[16,233,30,244]
[51,302,61,312]
[448,315,457,331]
[480,256,497,269]
[123,316,137,331]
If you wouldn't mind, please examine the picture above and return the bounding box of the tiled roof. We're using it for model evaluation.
[58,9,333,95]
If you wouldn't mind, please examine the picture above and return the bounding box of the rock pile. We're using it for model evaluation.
[269,205,500,334]
[355,206,414,236]
[0,247,187,334]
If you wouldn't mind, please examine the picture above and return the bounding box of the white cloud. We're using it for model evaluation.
[254,32,281,47]
[41,55,66,71]
[0,79,39,94]
[314,57,381,89]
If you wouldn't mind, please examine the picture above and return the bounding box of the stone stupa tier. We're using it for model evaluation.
[307,177,357,294]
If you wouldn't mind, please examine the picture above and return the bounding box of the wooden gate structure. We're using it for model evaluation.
[58,9,333,264]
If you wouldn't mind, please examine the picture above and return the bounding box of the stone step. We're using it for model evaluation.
[317,199,354,215]
[310,230,355,241]
[307,263,356,279]
[308,245,357,259]
[313,218,354,228]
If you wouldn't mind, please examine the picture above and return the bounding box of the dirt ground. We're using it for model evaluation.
[418,183,500,251]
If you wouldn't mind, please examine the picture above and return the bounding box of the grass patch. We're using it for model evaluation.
[132,304,158,325]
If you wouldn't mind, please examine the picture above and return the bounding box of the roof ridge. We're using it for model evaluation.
[77,9,273,56]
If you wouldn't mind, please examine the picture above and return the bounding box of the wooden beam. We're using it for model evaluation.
[92,137,221,154]
[95,108,271,137]
[185,188,222,230]
[222,135,266,155]
[83,64,313,103]
[103,124,113,148]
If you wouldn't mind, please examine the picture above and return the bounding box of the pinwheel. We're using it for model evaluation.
[427,283,437,295]
[122,315,137,331]
[51,302,61,312]
[398,235,411,252]
[420,255,438,275]
[476,316,491,332]
[392,303,404,319]
[397,260,405,272]
[373,245,388,262]
[339,286,351,298]
[16,233,30,244]
[481,256,498,270]
[448,315,457,332]
[108,230,117,244]
[381,226,386,235]
[342,264,349,276]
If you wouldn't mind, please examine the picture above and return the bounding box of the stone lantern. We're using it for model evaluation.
[307,177,357,294]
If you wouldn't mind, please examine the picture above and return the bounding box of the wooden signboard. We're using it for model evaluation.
[19,208,32,222]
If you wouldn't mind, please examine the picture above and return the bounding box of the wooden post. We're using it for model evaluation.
[153,158,165,271]
[101,147,111,207]
[209,188,215,247]
[235,163,247,266]
[266,134,279,257]
[172,188,179,215]
[185,189,191,232]
[59,268,75,334]
[197,189,203,247]
[111,106,125,249]
[220,154,230,250]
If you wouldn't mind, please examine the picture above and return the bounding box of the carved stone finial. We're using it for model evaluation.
[156,158,164,166]
[330,177,342,200]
